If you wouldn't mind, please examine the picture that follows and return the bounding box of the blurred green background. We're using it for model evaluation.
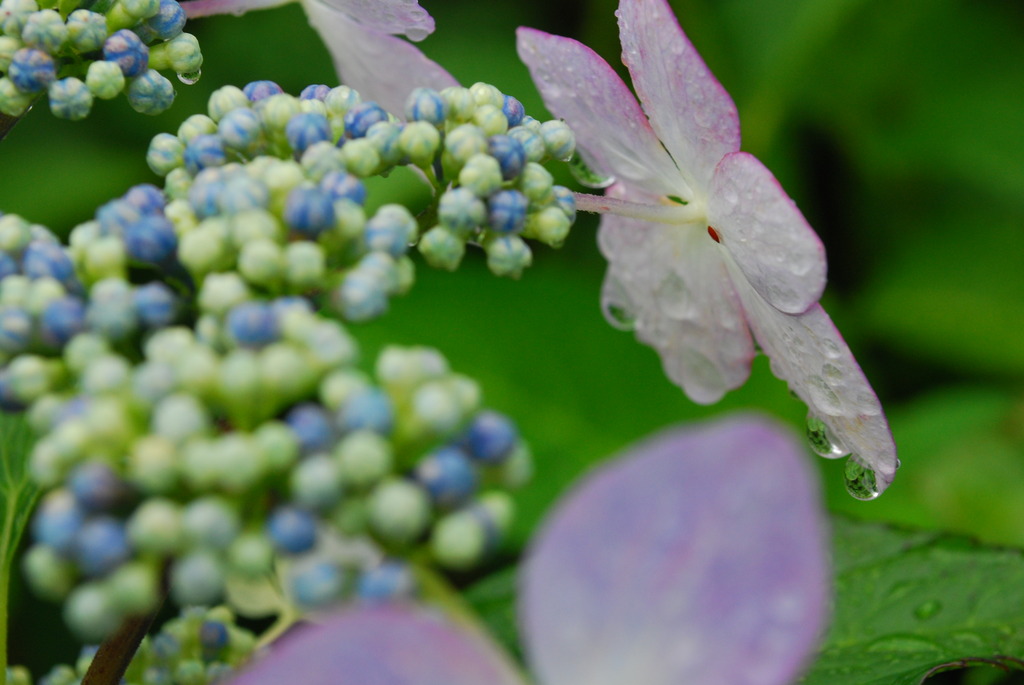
[2,0,1023,678]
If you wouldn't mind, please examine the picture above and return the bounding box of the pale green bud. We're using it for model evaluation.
[81,354,131,395]
[319,369,370,411]
[259,342,317,405]
[398,121,440,167]
[23,544,74,601]
[469,82,504,109]
[106,562,160,616]
[83,235,127,282]
[341,138,380,177]
[519,162,554,203]
[431,510,485,570]
[164,167,193,200]
[179,221,231,278]
[540,119,576,161]
[0,36,22,72]
[458,153,503,197]
[24,275,64,315]
[153,392,211,444]
[230,207,281,246]
[207,85,249,122]
[444,123,487,168]
[284,240,325,290]
[85,61,125,100]
[128,434,179,493]
[238,238,285,287]
[63,332,110,374]
[335,429,392,489]
[149,32,202,73]
[368,479,429,544]
[440,86,475,122]
[254,420,299,472]
[417,226,464,271]
[300,140,345,182]
[177,113,218,143]
[472,103,508,136]
[0,77,33,116]
[484,234,532,278]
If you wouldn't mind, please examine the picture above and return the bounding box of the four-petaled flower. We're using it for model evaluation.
[517,0,897,491]
[230,416,830,685]
[180,0,457,114]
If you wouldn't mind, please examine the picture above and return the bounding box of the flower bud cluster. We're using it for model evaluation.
[8,606,256,685]
[2,203,531,641]
[145,80,577,292]
[0,0,201,119]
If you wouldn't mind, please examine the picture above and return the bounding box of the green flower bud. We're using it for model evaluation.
[85,61,125,100]
[105,562,159,615]
[341,138,380,177]
[469,81,504,109]
[23,544,74,600]
[81,353,131,395]
[254,420,299,472]
[431,510,485,570]
[335,429,392,489]
[238,238,285,287]
[0,37,22,72]
[153,392,211,444]
[207,85,249,122]
[0,77,33,116]
[65,10,106,52]
[24,275,64,315]
[259,342,317,405]
[519,162,554,203]
[443,123,487,169]
[284,240,325,290]
[83,235,127,282]
[258,93,302,136]
[458,153,502,197]
[177,113,217,143]
[20,9,65,53]
[300,140,345,182]
[179,220,231,277]
[318,368,370,411]
[127,497,184,554]
[64,583,122,642]
[149,31,202,73]
[484,234,532,278]
[227,532,274,577]
[368,479,429,544]
[472,103,508,136]
[398,120,440,168]
[128,434,179,493]
[540,119,576,161]
[524,206,572,248]
[417,226,464,271]
[164,167,193,200]
[440,86,475,122]
[229,207,280,246]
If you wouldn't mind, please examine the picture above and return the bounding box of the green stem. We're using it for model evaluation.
[0,111,26,145]
[0,498,17,685]
[255,605,300,651]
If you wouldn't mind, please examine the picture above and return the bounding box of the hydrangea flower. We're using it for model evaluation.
[229,415,830,685]
[179,0,456,113]
[516,0,898,492]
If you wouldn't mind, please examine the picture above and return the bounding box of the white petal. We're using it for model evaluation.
[516,28,688,199]
[709,152,826,314]
[733,274,898,490]
[521,416,830,685]
[317,0,434,40]
[303,4,457,116]
[616,0,740,192]
[598,185,754,403]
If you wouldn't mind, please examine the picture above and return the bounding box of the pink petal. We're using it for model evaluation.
[229,606,526,685]
[303,5,458,117]
[733,278,898,491]
[616,0,740,193]
[521,415,830,685]
[709,152,826,314]
[316,0,434,41]
[598,184,755,404]
[516,28,688,200]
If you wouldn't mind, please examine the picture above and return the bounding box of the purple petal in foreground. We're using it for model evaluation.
[229,606,526,685]
[303,5,457,117]
[710,151,827,315]
[521,415,830,685]
[616,0,740,192]
[516,27,686,199]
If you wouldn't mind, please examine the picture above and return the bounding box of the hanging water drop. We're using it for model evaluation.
[806,415,848,459]
[177,70,202,85]
[602,302,636,331]
[568,151,615,189]
[844,456,880,501]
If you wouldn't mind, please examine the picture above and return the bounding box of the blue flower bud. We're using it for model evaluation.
[553,184,576,220]
[404,87,446,125]
[285,402,335,455]
[65,10,106,52]
[32,490,84,554]
[502,94,525,127]
[20,9,66,53]
[8,47,55,92]
[85,60,125,100]
[123,183,165,213]
[284,184,335,237]
[73,516,130,576]
[217,106,263,154]
[187,174,224,219]
[199,620,229,653]
[0,252,15,280]
[69,462,124,511]
[22,241,76,287]
[207,84,248,122]
[463,410,518,463]
[182,497,239,547]
[488,134,526,180]
[487,189,529,234]
[357,560,414,603]
[141,0,185,41]
[183,133,225,175]
[365,204,416,257]
[285,111,331,153]
[242,79,282,102]
[343,101,388,139]
[415,446,477,508]
[332,270,386,322]
[365,120,403,166]
[86,278,138,340]
[338,387,393,436]
[220,175,269,214]
[437,186,485,237]
[39,295,86,347]
[319,170,365,204]
[103,29,148,78]
[0,305,31,354]
[266,506,316,554]
[95,199,140,234]
[124,214,177,262]
[127,69,175,115]
[290,558,342,608]
[299,83,330,101]
[226,301,278,348]
[133,282,177,327]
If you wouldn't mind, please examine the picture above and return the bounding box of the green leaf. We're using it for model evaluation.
[464,566,520,661]
[802,518,1024,684]
[0,411,38,683]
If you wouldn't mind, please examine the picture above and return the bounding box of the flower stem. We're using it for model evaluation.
[255,605,300,651]
[573,192,705,225]
[81,607,162,685]
[0,111,27,145]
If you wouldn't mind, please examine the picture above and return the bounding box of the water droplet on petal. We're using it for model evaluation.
[806,415,849,459]
[568,151,615,189]
[844,456,880,501]
[914,599,942,620]
[602,302,636,331]
[177,70,202,85]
